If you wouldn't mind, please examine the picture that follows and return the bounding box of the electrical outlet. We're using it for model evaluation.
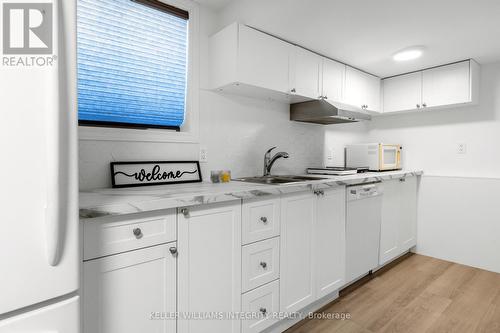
[457,143,467,154]
[327,148,334,161]
[199,147,208,163]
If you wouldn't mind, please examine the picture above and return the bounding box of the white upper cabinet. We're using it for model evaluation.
[382,72,423,113]
[289,46,322,100]
[321,58,345,102]
[422,60,477,108]
[209,23,290,99]
[382,59,480,113]
[344,66,381,112]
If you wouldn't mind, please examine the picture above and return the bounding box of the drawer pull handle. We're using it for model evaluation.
[169,247,178,257]
[260,217,268,223]
[260,261,267,269]
[259,307,267,315]
[399,178,406,182]
[133,228,143,239]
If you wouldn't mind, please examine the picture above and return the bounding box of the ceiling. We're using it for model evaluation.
[212,0,500,77]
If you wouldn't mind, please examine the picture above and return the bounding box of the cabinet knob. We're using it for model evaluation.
[324,95,328,100]
[180,208,190,218]
[399,178,406,182]
[260,261,267,269]
[422,103,427,108]
[291,88,296,93]
[260,217,268,223]
[259,307,267,315]
[133,228,142,239]
[169,246,178,257]
[416,104,421,108]
[318,95,323,100]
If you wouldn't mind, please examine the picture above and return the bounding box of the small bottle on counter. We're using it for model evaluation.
[220,170,231,183]
[210,170,222,183]
[210,170,232,183]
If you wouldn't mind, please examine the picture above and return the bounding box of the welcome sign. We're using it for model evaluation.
[111,161,202,188]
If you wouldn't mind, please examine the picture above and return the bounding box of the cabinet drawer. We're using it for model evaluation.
[242,237,280,292]
[242,197,280,244]
[241,280,280,333]
[83,210,176,260]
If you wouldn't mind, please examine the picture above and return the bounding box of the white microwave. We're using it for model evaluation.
[346,143,402,171]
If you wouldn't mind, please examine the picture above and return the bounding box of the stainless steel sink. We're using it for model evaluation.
[233,175,327,185]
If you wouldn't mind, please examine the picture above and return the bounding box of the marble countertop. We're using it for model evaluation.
[80,170,423,219]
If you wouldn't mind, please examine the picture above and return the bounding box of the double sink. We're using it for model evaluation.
[233,175,327,185]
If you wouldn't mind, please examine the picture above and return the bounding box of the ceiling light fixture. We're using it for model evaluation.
[393,46,425,61]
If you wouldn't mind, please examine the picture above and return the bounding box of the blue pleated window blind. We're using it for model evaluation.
[77,0,188,129]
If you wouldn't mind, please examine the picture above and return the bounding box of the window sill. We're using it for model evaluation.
[78,125,199,143]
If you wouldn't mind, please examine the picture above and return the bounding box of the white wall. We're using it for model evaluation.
[79,5,324,190]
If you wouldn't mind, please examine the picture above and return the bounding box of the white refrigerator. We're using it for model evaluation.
[0,0,79,331]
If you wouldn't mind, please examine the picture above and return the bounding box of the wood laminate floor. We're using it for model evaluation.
[285,254,500,333]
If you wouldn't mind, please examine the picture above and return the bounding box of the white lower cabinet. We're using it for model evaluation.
[280,191,316,313]
[83,243,177,333]
[379,177,418,265]
[177,201,242,333]
[280,188,346,313]
[242,237,280,293]
[314,187,346,299]
[241,280,280,333]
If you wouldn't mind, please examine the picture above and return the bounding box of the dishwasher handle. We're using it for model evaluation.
[348,183,382,200]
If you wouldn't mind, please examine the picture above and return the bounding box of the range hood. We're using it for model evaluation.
[290,99,371,124]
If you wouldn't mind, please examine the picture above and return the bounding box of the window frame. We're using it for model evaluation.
[78,0,200,143]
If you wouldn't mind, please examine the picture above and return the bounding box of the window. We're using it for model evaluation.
[77,0,189,130]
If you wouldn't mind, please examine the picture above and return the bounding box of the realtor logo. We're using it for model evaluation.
[3,3,53,54]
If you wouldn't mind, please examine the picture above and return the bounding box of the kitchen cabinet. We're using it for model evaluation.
[210,23,290,100]
[379,177,418,265]
[422,60,477,108]
[289,46,322,101]
[382,72,423,113]
[280,191,315,313]
[344,66,381,112]
[83,244,177,333]
[382,59,480,113]
[280,188,346,313]
[314,187,346,299]
[177,201,242,333]
[321,58,345,102]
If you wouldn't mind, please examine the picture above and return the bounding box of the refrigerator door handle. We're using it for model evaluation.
[45,0,62,267]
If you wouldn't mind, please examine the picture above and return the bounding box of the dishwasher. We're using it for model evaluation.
[346,182,383,283]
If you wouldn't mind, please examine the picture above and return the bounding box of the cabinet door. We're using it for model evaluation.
[178,202,242,333]
[290,46,322,99]
[422,61,471,108]
[382,72,422,113]
[83,244,176,333]
[238,25,290,94]
[314,187,346,299]
[322,58,345,102]
[280,191,315,313]
[379,177,418,265]
[379,180,402,265]
[398,177,418,252]
[344,66,381,112]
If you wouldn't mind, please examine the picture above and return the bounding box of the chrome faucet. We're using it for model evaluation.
[263,147,289,176]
